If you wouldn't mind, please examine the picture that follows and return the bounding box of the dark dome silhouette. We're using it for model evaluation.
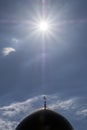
[16,109,73,130]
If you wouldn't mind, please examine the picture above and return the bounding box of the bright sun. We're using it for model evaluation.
[34,19,51,34]
[31,17,54,36]
[39,21,49,32]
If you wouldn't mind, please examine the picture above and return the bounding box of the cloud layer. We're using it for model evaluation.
[0,95,87,130]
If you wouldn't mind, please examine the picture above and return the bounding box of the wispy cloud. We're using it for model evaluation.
[2,47,16,56]
[48,99,75,110]
[0,96,39,117]
[0,118,17,130]
[76,109,87,116]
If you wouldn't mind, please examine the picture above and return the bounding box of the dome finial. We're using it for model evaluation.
[43,96,46,110]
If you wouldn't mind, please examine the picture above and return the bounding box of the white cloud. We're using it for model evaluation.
[76,109,87,116]
[0,96,39,117]
[0,118,17,130]
[48,99,75,110]
[2,47,16,56]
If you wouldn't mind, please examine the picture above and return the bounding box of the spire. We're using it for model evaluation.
[43,96,46,110]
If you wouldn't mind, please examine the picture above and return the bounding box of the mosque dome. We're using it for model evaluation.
[16,109,73,130]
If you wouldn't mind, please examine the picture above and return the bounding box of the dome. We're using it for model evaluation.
[16,109,73,130]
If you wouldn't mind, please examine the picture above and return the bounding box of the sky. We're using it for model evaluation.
[0,0,87,129]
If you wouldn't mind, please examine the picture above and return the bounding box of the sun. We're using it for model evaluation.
[39,21,49,32]
[36,19,51,34]
[30,17,55,37]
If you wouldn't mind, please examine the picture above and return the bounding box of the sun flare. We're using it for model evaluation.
[39,21,49,32]
[30,16,55,37]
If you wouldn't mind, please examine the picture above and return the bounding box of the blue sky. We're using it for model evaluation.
[0,0,87,129]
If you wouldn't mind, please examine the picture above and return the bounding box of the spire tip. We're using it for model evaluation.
[43,96,46,110]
